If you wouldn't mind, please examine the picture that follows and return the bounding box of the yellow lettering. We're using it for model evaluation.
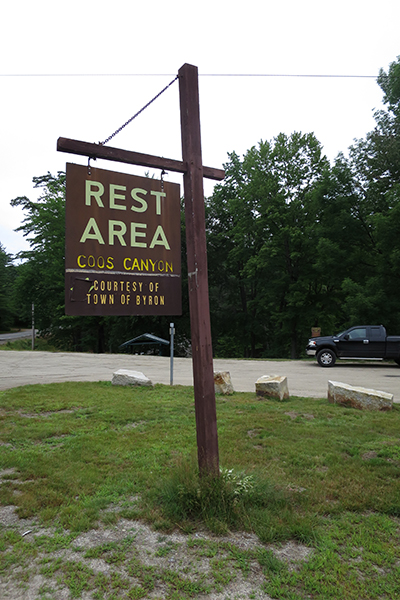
[123,257,131,270]
[131,188,148,212]
[109,184,126,210]
[109,220,127,246]
[131,222,147,247]
[149,226,170,249]
[80,218,105,245]
[77,255,86,268]
[85,181,104,207]
[150,190,166,215]
[106,257,114,270]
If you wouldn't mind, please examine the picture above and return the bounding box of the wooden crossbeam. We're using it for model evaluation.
[57,137,225,182]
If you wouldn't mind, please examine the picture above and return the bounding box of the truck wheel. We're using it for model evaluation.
[317,349,336,367]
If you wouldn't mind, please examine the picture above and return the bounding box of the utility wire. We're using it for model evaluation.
[0,73,377,78]
[202,73,376,78]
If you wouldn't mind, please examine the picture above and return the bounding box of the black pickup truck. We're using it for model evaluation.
[306,325,400,367]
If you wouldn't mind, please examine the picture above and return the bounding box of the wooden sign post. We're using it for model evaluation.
[58,63,223,475]
[178,64,219,474]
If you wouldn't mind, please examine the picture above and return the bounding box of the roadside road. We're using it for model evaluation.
[0,330,36,345]
[0,351,399,400]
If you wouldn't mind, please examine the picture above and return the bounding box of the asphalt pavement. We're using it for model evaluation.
[0,330,36,344]
[0,350,399,400]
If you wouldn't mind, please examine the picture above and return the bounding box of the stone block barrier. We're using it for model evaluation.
[112,369,153,387]
[328,380,393,411]
[255,375,289,401]
[214,371,234,395]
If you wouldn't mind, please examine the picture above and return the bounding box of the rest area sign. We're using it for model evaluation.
[65,163,181,316]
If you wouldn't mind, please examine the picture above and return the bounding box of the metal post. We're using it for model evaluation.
[31,303,35,351]
[179,63,219,475]
[169,322,175,385]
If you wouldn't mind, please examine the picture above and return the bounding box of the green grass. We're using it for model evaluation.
[0,336,58,352]
[1,382,400,598]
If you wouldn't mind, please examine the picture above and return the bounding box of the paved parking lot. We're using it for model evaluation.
[0,351,399,400]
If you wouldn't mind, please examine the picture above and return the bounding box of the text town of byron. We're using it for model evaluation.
[65,163,182,316]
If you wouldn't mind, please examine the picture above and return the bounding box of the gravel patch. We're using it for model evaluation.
[0,505,313,599]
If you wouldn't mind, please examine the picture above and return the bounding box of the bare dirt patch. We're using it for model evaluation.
[0,505,313,599]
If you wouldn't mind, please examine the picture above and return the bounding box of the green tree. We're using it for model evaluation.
[340,56,400,331]
[207,132,330,358]
[11,172,66,333]
[10,173,105,351]
[310,153,374,333]
[0,243,16,331]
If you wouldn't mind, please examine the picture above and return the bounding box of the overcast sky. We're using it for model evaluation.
[1,0,399,256]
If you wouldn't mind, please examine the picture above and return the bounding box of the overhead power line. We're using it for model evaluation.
[0,72,377,79]
[0,73,178,77]
[203,73,376,78]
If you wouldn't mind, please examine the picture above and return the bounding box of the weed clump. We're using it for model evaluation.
[152,458,299,537]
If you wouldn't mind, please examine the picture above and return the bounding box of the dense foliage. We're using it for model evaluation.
[207,56,400,357]
[0,243,16,331]
[207,132,329,358]
[3,56,400,357]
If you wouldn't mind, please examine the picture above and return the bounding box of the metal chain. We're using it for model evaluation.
[99,75,179,146]
[161,169,166,192]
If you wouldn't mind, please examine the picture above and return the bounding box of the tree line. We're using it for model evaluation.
[1,56,400,358]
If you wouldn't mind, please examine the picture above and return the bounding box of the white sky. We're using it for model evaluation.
[1,0,399,256]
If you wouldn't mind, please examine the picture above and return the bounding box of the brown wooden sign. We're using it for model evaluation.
[65,163,181,316]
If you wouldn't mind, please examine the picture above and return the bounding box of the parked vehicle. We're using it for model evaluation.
[306,325,400,367]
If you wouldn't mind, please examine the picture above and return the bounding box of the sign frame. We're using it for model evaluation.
[65,163,182,316]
